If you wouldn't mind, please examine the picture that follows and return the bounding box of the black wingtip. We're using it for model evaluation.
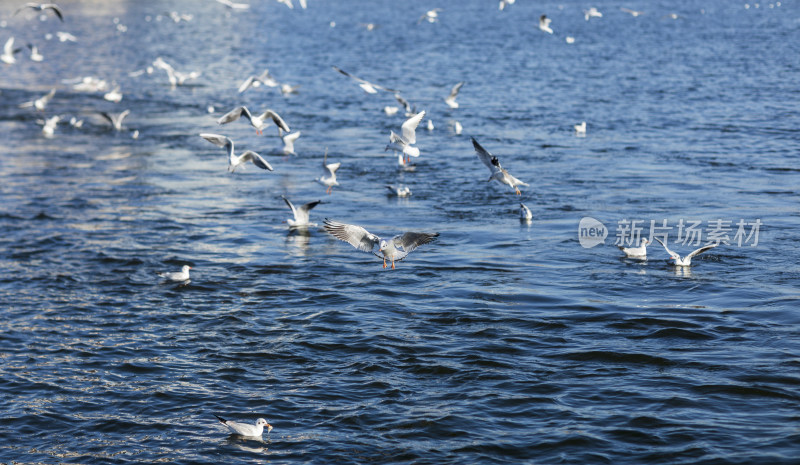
[214,414,226,423]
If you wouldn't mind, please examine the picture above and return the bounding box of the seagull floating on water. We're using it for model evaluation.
[200,133,273,172]
[38,115,60,138]
[214,415,271,437]
[323,219,438,270]
[104,85,122,103]
[19,88,55,111]
[472,137,529,195]
[386,111,425,163]
[539,14,553,34]
[418,8,442,24]
[444,81,464,109]
[157,265,191,282]
[332,66,396,94]
[619,239,649,259]
[217,106,290,136]
[317,148,340,194]
[520,203,533,221]
[385,184,412,197]
[653,238,718,267]
[574,121,586,136]
[283,196,321,228]
[15,3,64,22]
[100,109,130,131]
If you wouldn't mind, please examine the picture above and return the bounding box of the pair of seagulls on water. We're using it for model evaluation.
[619,238,718,266]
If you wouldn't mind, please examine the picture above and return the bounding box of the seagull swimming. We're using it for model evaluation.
[217,106,290,136]
[238,69,280,93]
[200,133,273,172]
[418,8,442,24]
[520,203,533,221]
[280,83,300,95]
[281,131,301,155]
[332,66,396,94]
[283,196,321,228]
[653,238,718,267]
[104,85,122,103]
[1,37,22,64]
[38,115,60,138]
[619,239,649,259]
[323,219,438,270]
[19,88,55,111]
[214,415,272,437]
[583,7,602,20]
[539,14,553,34]
[444,81,464,109]
[100,109,130,131]
[14,3,64,22]
[574,121,586,136]
[157,265,191,282]
[27,43,43,62]
[472,137,529,195]
[385,184,412,197]
[317,148,340,194]
[385,111,425,163]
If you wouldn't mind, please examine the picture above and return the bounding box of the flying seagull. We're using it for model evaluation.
[444,81,464,109]
[100,109,130,131]
[332,66,397,94]
[471,137,529,195]
[282,196,321,228]
[15,3,64,22]
[385,111,425,163]
[323,219,438,270]
[316,148,340,194]
[200,133,273,172]
[217,106,289,136]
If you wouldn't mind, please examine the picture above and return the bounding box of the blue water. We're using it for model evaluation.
[2,0,799,463]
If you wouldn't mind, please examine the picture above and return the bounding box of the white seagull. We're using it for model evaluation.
[418,8,442,24]
[444,81,464,109]
[323,219,438,270]
[15,3,64,22]
[27,43,43,62]
[283,196,321,228]
[583,7,603,20]
[574,121,586,136]
[216,0,250,9]
[38,115,60,138]
[2,38,22,64]
[238,69,280,93]
[281,131,301,155]
[104,85,123,103]
[332,66,396,94]
[386,184,412,197]
[385,111,425,163]
[520,203,533,221]
[217,106,290,136]
[619,239,649,259]
[621,8,644,17]
[472,137,529,195]
[200,133,273,172]
[214,415,272,437]
[317,148,340,194]
[152,57,200,87]
[499,0,515,11]
[653,238,718,267]
[100,109,130,131]
[157,265,191,282]
[539,14,553,34]
[19,88,55,111]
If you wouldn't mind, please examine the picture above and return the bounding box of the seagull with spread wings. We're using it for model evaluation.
[217,106,290,136]
[444,81,464,109]
[332,66,397,94]
[653,238,718,267]
[385,111,425,164]
[323,219,438,269]
[471,137,529,195]
[15,3,64,22]
[282,196,321,228]
[200,133,273,172]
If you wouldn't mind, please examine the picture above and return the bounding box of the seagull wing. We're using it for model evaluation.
[262,109,290,132]
[200,133,232,149]
[323,219,381,253]
[394,93,411,112]
[44,4,64,22]
[394,231,439,254]
[471,137,499,172]
[448,81,464,99]
[652,237,676,258]
[401,111,425,144]
[686,243,718,260]
[295,200,321,223]
[217,106,248,125]
[240,150,273,171]
[238,75,256,93]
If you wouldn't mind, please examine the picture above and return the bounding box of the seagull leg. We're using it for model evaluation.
[383,257,387,269]
[515,187,521,195]
[326,186,332,194]
[391,258,395,270]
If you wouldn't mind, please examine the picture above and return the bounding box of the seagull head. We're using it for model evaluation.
[379,239,389,251]
[182,265,192,272]
[256,418,270,429]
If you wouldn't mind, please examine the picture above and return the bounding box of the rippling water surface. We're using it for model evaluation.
[2,0,799,463]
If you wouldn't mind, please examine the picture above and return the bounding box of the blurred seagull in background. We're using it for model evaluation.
[15,3,64,22]
[583,7,602,20]
[1,37,22,64]
[499,0,515,11]
[19,88,55,111]
[100,109,130,131]
[332,66,396,94]
[217,106,290,136]
[418,8,442,24]
[620,7,644,17]
[238,69,280,93]
[317,148,340,194]
[281,131,301,155]
[539,14,553,34]
[386,184,412,197]
[444,81,464,109]
[27,43,43,61]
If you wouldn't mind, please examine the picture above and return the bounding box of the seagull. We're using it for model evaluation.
[317,148,340,194]
[281,131,301,155]
[38,115,60,138]
[276,0,293,9]
[104,85,122,103]
[453,121,463,135]
[157,265,191,282]
[620,7,644,17]
[539,14,553,34]
[238,69,280,93]
[385,111,425,163]
[520,203,533,221]
[426,119,434,131]
[619,239,649,259]
[332,66,397,94]
[216,0,250,9]
[282,196,321,228]
[1,37,21,64]
[383,106,399,116]
[583,7,602,20]
[472,137,529,195]
[214,415,271,437]
[385,184,411,197]
[499,0,515,11]
[100,109,130,131]
[152,57,200,86]
[19,88,55,111]
[323,219,438,270]
[200,133,273,172]
[14,3,64,22]
[653,238,718,267]
[360,22,378,31]
[55,31,77,42]
[574,121,586,136]
[565,36,576,44]
[217,106,290,136]
[417,8,442,24]
[394,93,415,116]
[27,43,43,61]
[280,83,300,95]
[444,81,464,109]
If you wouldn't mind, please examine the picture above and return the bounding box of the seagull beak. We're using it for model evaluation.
[267,424,273,433]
